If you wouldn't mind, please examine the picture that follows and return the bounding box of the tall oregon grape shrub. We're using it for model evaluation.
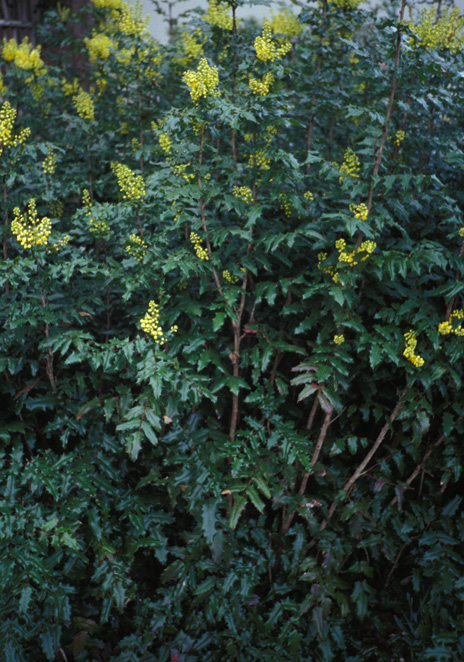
[1,0,464,660]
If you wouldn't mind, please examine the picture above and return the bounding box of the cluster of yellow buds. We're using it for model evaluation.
[0,101,31,154]
[459,228,464,239]
[204,0,233,30]
[304,191,314,201]
[42,146,57,176]
[0,73,7,95]
[395,130,405,146]
[249,72,275,97]
[254,21,291,62]
[190,231,209,261]
[176,30,204,65]
[183,58,220,103]
[126,234,147,262]
[328,0,362,9]
[50,200,64,218]
[317,252,339,283]
[47,235,70,253]
[61,77,80,97]
[2,37,47,76]
[334,334,345,345]
[91,0,123,8]
[222,270,238,284]
[85,33,115,61]
[111,162,146,201]
[248,149,270,171]
[407,7,464,52]
[83,189,110,236]
[233,186,253,204]
[269,8,303,38]
[403,330,425,368]
[140,301,165,343]
[335,238,376,266]
[116,1,150,37]
[158,132,172,154]
[73,89,95,122]
[170,324,178,334]
[11,199,52,249]
[339,147,360,183]
[350,203,368,221]
[172,163,196,183]
[279,193,292,218]
[438,310,464,337]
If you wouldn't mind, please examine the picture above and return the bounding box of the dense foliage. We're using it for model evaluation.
[1,0,464,659]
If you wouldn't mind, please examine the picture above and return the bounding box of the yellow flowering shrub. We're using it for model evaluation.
[407,7,464,52]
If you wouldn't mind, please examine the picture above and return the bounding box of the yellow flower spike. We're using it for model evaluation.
[6,37,46,75]
[183,58,220,103]
[254,21,291,62]
[73,89,95,121]
[42,146,57,176]
[249,73,275,97]
[269,8,303,39]
[339,148,360,183]
[91,0,123,8]
[126,234,148,262]
[350,203,369,221]
[395,130,405,146]
[0,101,31,153]
[176,30,204,65]
[204,0,233,30]
[190,231,209,261]
[111,162,145,201]
[233,186,253,204]
[402,330,425,368]
[11,199,52,250]
[159,132,172,154]
[334,334,345,345]
[279,193,292,218]
[407,6,464,52]
[85,33,115,61]
[170,324,178,334]
[304,191,314,201]
[248,149,270,171]
[140,300,165,344]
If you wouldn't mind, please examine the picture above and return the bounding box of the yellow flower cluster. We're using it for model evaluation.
[2,37,47,76]
[304,191,314,201]
[140,301,165,343]
[334,334,345,345]
[339,148,360,183]
[62,77,80,96]
[395,130,405,146]
[269,9,303,38]
[111,162,146,201]
[116,1,149,37]
[279,193,292,218]
[159,132,172,154]
[73,89,95,121]
[50,200,64,218]
[248,149,270,171]
[249,72,274,97]
[173,163,196,183]
[328,0,362,9]
[0,101,31,153]
[317,252,339,283]
[11,199,52,249]
[254,21,291,62]
[459,228,464,239]
[177,30,204,65]
[85,33,114,61]
[0,73,7,95]
[204,0,233,30]
[438,310,464,337]
[335,238,376,266]
[350,203,368,221]
[47,234,70,253]
[233,186,253,204]
[183,58,220,103]
[126,234,147,261]
[403,330,425,368]
[91,0,123,8]
[190,231,209,261]
[407,7,464,52]
[42,146,57,176]
[83,189,110,235]
[223,270,238,284]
